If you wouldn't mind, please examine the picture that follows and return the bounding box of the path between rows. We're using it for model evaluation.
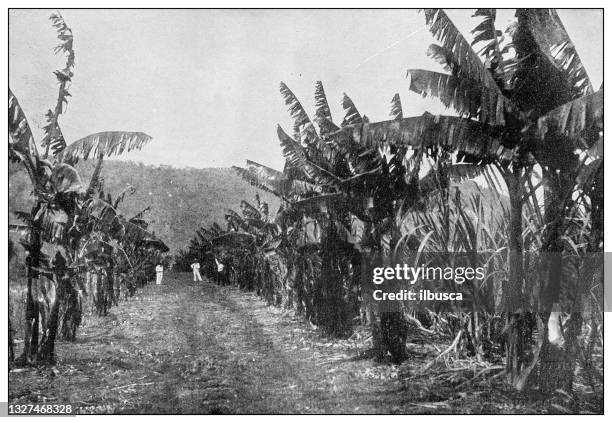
[10,272,420,414]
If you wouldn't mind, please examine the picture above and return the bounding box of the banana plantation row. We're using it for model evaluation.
[176,9,603,395]
[8,12,168,364]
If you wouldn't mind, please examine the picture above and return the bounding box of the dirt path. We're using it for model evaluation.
[9,273,414,414]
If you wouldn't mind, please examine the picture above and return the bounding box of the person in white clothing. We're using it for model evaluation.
[214,257,226,285]
[215,257,224,273]
[155,263,164,285]
[191,260,202,282]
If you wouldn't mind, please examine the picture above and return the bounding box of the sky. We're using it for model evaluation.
[9,9,603,171]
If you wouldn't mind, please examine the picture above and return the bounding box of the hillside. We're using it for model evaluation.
[8,160,280,253]
[8,161,507,255]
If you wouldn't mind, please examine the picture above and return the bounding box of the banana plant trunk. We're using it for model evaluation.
[9,316,15,363]
[363,247,408,363]
[503,166,533,389]
[537,171,568,391]
[38,290,60,363]
[319,222,351,337]
[22,206,42,363]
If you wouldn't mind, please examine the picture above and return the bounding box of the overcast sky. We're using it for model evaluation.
[9,9,603,170]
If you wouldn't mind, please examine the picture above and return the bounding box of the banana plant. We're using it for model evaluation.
[396,8,603,390]
[233,80,487,357]
[9,11,156,364]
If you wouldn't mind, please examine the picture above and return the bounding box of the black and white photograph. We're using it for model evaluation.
[4,5,606,416]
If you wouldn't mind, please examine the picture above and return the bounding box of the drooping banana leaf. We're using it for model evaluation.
[238,161,325,203]
[407,69,508,125]
[332,113,511,164]
[8,88,39,181]
[59,131,153,163]
[535,89,603,144]
[420,8,513,125]
[470,9,502,61]
[518,9,593,95]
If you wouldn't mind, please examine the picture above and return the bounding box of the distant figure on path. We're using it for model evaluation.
[214,257,226,285]
[155,263,164,285]
[191,260,202,282]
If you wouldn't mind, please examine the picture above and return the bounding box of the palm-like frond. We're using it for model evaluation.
[280,82,317,143]
[407,69,506,124]
[240,200,261,220]
[290,179,325,198]
[225,208,243,221]
[291,193,345,215]
[426,44,459,73]
[341,93,362,127]
[314,81,333,122]
[336,113,511,163]
[211,222,225,236]
[518,9,593,95]
[8,88,39,166]
[390,94,403,120]
[420,9,513,125]
[423,8,498,89]
[225,208,246,232]
[233,160,322,200]
[41,110,67,157]
[471,9,503,61]
[277,125,340,186]
[60,131,153,163]
[49,11,75,64]
[42,11,75,158]
[232,164,282,198]
[535,89,603,143]
[278,125,310,168]
[37,205,70,243]
[314,81,339,136]
[198,227,217,241]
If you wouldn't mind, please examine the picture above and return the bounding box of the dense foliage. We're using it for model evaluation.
[180,9,603,399]
[8,12,168,364]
